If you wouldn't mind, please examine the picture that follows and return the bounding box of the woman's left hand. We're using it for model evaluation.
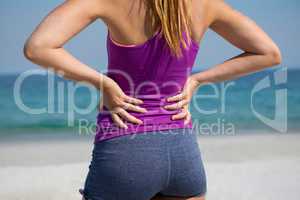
[163,75,200,125]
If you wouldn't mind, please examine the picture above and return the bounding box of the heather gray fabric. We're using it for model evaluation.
[81,128,206,200]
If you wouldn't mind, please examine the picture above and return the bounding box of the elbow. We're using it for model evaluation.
[23,40,39,61]
[23,39,47,62]
[269,48,282,66]
[265,45,282,66]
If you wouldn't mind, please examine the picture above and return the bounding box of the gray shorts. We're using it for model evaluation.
[81,128,207,200]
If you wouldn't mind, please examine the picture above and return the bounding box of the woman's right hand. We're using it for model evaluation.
[99,76,147,129]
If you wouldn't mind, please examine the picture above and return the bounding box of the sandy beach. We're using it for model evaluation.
[0,131,300,200]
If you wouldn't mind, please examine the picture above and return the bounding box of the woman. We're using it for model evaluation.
[23,0,281,199]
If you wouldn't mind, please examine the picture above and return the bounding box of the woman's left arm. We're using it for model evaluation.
[190,0,282,84]
[164,0,282,123]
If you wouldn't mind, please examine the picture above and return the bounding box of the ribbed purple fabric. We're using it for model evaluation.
[94,28,199,143]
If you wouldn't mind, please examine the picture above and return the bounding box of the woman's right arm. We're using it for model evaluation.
[24,0,146,128]
[23,0,108,89]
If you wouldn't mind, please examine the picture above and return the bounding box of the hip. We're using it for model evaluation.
[82,128,206,199]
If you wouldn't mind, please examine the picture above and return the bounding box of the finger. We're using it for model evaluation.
[118,109,143,125]
[124,95,144,105]
[123,103,147,113]
[184,112,192,125]
[164,99,189,110]
[98,98,104,111]
[171,109,188,120]
[166,93,185,102]
[111,113,128,129]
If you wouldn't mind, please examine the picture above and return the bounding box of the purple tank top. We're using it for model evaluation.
[94,28,199,143]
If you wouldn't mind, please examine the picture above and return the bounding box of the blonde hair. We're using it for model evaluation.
[145,0,193,58]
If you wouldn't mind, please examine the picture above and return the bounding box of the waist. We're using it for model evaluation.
[95,116,193,143]
[95,96,192,142]
[98,94,182,122]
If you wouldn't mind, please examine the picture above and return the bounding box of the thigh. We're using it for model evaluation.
[151,195,205,200]
[81,142,123,200]
[158,130,207,198]
[81,135,169,200]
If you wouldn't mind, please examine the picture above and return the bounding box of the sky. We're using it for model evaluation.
[0,0,299,74]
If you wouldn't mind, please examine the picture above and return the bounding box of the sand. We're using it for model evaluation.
[0,132,300,200]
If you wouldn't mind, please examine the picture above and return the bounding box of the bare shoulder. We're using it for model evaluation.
[194,0,231,26]
[189,0,227,30]
[60,0,116,19]
[202,0,244,27]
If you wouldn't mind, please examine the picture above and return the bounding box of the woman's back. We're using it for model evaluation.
[100,0,205,48]
[96,23,199,142]
[93,0,209,141]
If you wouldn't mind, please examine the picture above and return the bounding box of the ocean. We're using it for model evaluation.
[0,67,299,135]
